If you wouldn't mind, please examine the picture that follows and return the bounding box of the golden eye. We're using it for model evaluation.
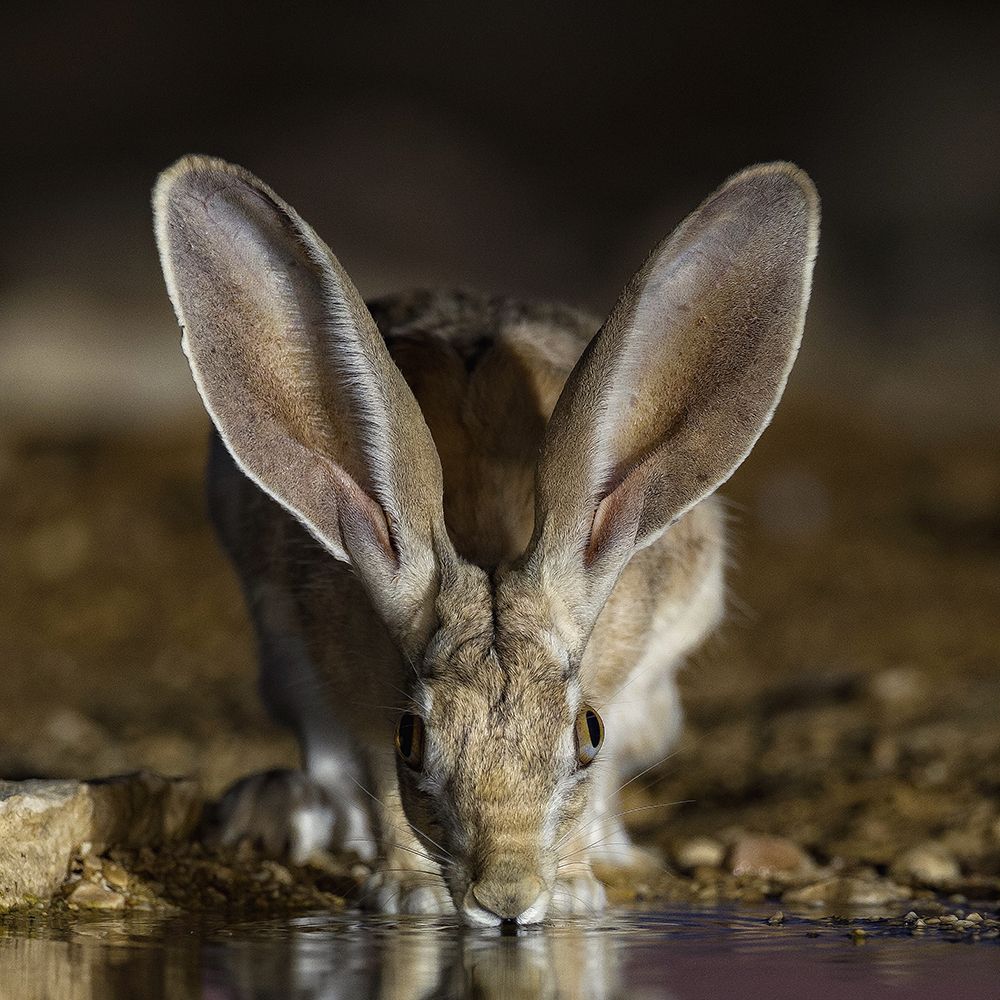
[575,705,604,767]
[395,712,425,771]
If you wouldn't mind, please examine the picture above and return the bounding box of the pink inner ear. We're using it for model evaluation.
[584,479,642,568]
[322,456,399,567]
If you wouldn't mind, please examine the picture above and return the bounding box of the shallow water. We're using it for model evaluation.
[2,906,998,1000]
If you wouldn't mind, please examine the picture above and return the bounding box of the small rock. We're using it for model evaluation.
[966,912,983,923]
[868,666,924,714]
[102,860,131,891]
[729,834,815,883]
[891,843,960,888]
[66,881,125,910]
[783,876,910,907]
[674,837,726,872]
[767,910,785,925]
[903,910,919,923]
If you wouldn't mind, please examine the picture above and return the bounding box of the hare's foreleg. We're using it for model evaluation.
[209,581,375,863]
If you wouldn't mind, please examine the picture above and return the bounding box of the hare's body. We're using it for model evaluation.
[155,157,817,923]
[209,290,725,887]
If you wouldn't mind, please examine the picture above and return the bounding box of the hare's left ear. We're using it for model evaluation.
[153,156,454,652]
[524,163,819,636]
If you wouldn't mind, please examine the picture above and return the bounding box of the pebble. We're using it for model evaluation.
[674,837,726,872]
[102,861,131,890]
[783,876,910,907]
[66,881,125,910]
[766,910,784,925]
[892,843,960,888]
[729,834,815,883]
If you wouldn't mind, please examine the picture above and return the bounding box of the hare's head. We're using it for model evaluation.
[154,156,818,924]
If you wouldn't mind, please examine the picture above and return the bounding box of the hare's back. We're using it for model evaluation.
[368,291,598,567]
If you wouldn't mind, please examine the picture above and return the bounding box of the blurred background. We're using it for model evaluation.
[2,2,998,873]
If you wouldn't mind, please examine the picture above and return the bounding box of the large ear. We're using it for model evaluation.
[524,162,819,639]
[153,155,451,650]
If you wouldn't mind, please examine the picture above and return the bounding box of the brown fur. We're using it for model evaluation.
[154,157,818,924]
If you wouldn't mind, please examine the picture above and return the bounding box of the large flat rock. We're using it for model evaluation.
[0,772,201,910]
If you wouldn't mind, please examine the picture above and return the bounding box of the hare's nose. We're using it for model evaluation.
[469,875,546,923]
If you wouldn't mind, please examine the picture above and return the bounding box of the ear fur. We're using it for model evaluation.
[153,155,452,647]
[526,162,819,634]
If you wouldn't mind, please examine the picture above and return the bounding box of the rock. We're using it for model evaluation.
[673,837,725,872]
[891,843,961,888]
[66,881,125,910]
[783,876,911,907]
[101,860,131,891]
[729,834,816,883]
[0,772,201,910]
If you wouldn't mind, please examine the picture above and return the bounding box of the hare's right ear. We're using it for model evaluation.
[524,163,819,645]
[153,156,450,650]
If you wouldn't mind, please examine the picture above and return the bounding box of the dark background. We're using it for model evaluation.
[3,2,998,432]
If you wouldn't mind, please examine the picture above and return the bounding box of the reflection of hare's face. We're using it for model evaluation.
[454,926,626,1000]
[210,917,627,1000]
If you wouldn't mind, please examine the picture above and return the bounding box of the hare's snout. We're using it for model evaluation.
[461,874,548,927]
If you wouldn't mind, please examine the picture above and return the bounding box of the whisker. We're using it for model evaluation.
[345,773,455,864]
[558,801,693,861]
[341,837,446,868]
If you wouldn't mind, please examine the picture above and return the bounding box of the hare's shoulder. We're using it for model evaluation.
[368,290,598,566]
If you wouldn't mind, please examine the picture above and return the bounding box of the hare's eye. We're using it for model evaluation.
[395,713,425,771]
[575,706,604,767]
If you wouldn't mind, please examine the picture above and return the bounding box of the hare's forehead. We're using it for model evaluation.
[419,672,581,730]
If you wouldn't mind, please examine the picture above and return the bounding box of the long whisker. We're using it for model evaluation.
[341,837,447,868]
[550,882,601,918]
[558,801,693,861]
[555,731,706,854]
[345,773,455,863]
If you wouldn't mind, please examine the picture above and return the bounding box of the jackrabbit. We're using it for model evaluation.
[153,156,818,925]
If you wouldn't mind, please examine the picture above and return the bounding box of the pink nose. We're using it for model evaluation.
[471,875,545,920]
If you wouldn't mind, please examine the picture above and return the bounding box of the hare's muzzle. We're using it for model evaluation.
[463,874,547,926]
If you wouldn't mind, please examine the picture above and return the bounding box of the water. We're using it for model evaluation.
[1,906,997,999]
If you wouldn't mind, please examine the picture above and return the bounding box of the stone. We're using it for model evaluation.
[728,834,816,883]
[0,772,201,910]
[673,836,726,872]
[66,881,125,910]
[891,843,961,888]
[782,876,911,907]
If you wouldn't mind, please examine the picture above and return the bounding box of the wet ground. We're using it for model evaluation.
[2,905,999,1000]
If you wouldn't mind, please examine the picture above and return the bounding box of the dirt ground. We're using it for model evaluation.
[2,391,999,906]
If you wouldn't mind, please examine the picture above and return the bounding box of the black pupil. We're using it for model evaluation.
[398,714,415,757]
[585,710,601,747]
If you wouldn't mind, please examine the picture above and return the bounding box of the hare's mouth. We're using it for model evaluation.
[458,878,551,927]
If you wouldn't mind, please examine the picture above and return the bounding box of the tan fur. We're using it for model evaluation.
[153,157,819,925]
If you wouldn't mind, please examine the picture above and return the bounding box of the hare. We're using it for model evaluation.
[153,156,818,925]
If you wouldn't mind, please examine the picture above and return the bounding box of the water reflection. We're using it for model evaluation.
[2,908,998,1000]
[204,917,631,1000]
